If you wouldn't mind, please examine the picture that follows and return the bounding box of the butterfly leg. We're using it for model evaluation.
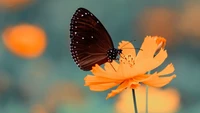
[109,62,117,72]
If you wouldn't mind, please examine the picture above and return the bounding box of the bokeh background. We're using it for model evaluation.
[0,0,199,113]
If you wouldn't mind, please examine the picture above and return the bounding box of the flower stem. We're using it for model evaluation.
[146,71,151,113]
[146,85,149,113]
[132,89,138,113]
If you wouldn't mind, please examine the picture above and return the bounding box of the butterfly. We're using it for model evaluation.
[70,8,122,71]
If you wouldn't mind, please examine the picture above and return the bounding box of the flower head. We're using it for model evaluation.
[2,24,47,59]
[84,36,176,99]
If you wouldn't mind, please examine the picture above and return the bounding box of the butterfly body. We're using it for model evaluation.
[70,8,122,71]
[107,48,122,62]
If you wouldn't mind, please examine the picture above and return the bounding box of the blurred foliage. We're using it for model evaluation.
[0,0,200,113]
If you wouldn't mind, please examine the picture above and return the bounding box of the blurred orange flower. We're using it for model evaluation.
[84,36,176,99]
[0,0,32,9]
[178,2,200,37]
[115,86,180,113]
[31,104,48,113]
[138,7,178,46]
[2,24,47,59]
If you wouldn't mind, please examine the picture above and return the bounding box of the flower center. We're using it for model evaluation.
[120,54,135,67]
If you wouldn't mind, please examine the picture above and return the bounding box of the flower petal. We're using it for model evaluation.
[158,63,175,76]
[146,48,168,71]
[133,74,151,82]
[118,41,136,57]
[91,62,125,80]
[91,64,106,75]
[104,61,119,72]
[89,83,119,91]
[106,80,130,99]
[84,75,122,91]
[135,36,158,64]
[117,62,133,78]
[132,48,167,75]
[130,36,168,74]
[84,75,122,86]
[153,36,167,51]
[143,74,176,87]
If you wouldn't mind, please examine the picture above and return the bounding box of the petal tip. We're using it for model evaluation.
[173,74,177,78]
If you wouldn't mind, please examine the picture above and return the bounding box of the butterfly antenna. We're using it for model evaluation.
[120,39,143,51]
[119,39,136,49]
[122,48,143,51]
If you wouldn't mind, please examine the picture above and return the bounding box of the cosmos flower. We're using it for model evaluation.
[2,24,47,59]
[84,36,176,99]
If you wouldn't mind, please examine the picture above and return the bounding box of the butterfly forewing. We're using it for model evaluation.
[70,8,114,71]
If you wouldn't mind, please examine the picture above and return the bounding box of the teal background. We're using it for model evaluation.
[0,0,200,113]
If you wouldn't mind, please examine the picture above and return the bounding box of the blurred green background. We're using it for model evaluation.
[0,0,200,113]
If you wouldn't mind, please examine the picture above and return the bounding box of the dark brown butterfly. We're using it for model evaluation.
[70,8,122,71]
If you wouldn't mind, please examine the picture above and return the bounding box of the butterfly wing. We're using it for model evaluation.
[70,8,114,71]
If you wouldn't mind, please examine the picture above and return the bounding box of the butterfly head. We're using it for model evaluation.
[107,48,122,62]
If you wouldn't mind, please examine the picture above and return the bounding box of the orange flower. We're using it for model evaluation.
[84,36,176,99]
[138,7,177,46]
[115,86,180,113]
[31,104,48,113]
[0,0,32,9]
[2,24,47,59]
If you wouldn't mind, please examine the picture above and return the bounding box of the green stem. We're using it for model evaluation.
[146,71,151,113]
[146,85,149,113]
[132,89,138,113]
